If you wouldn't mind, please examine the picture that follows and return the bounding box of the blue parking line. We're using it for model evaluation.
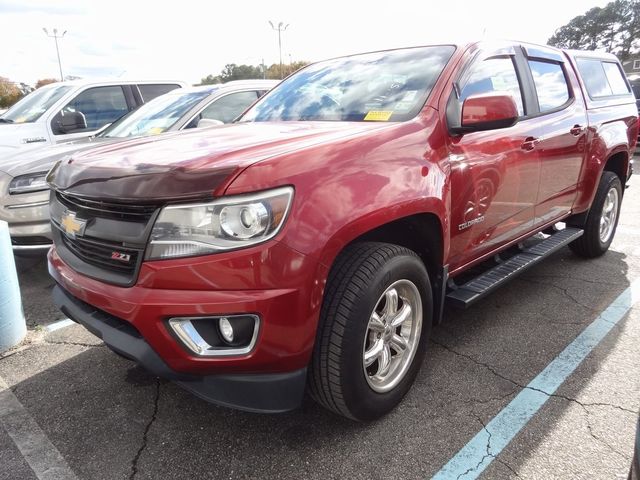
[432,278,640,480]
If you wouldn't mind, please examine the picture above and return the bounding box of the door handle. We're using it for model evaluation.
[570,124,584,136]
[521,136,539,151]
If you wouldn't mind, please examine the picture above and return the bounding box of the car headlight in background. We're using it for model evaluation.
[146,186,294,259]
[8,171,49,194]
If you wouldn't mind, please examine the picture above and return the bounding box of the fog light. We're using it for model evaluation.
[167,314,260,357]
[219,317,234,343]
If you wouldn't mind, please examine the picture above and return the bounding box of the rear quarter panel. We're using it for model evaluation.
[565,53,637,212]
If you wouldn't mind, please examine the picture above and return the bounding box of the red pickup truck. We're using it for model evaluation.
[47,41,637,421]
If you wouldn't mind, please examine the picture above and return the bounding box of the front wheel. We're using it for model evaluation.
[308,242,432,421]
[569,171,622,258]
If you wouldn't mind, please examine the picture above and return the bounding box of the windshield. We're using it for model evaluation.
[1,84,71,124]
[101,90,211,138]
[240,46,455,123]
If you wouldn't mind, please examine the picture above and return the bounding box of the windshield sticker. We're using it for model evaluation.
[402,90,418,101]
[394,101,414,112]
[364,111,393,121]
[148,127,164,135]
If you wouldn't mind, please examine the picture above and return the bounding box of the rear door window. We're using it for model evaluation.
[528,60,570,112]
[138,84,182,102]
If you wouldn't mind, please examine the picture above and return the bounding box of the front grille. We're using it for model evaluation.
[11,236,52,246]
[51,190,160,286]
[56,192,157,222]
[60,234,139,274]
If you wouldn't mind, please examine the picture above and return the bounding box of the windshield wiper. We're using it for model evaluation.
[0,118,14,123]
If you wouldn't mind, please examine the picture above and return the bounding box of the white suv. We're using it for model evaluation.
[0,79,187,155]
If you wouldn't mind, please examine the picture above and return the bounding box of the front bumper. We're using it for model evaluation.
[0,178,52,251]
[53,284,307,413]
[47,234,326,368]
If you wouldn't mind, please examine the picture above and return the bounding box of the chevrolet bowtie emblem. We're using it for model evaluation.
[60,211,87,238]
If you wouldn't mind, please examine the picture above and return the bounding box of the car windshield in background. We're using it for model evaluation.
[240,46,455,123]
[0,85,71,124]
[101,90,212,138]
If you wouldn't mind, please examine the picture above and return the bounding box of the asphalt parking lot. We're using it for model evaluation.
[1,175,639,480]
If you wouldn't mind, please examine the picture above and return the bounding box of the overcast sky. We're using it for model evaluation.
[1,0,610,85]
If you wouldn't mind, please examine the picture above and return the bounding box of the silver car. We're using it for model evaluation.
[0,80,277,254]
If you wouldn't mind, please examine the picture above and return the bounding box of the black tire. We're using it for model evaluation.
[308,242,432,421]
[569,171,622,258]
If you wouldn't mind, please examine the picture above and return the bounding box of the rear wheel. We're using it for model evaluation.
[308,242,432,421]
[569,171,622,258]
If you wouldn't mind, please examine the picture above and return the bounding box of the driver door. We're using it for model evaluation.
[447,47,543,272]
[49,86,130,142]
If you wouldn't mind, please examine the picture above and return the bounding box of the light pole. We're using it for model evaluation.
[268,21,289,79]
[43,28,66,81]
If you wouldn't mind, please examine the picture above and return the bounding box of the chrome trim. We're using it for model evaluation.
[12,243,52,251]
[168,315,260,357]
[362,279,423,393]
[5,200,49,210]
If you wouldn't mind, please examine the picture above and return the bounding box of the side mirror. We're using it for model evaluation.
[454,93,518,134]
[54,111,87,134]
[197,118,224,128]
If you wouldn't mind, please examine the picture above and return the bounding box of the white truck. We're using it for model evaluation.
[0,79,187,157]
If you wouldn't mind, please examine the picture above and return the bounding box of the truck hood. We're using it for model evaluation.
[49,122,391,202]
[0,136,117,178]
[0,122,50,158]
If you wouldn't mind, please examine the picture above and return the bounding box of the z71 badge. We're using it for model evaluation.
[111,251,131,263]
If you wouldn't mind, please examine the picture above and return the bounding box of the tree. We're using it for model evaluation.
[0,77,23,109]
[265,61,310,80]
[200,74,222,85]
[200,64,264,85]
[548,0,640,61]
[35,78,58,89]
[200,61,310,85]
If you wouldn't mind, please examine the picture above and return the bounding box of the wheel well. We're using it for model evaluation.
[348,213,443,286]
[604,151,628,187]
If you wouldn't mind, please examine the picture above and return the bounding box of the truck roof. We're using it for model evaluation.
[38,79,189,89]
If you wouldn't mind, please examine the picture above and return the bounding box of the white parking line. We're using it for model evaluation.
[44,319,75,333]
[0,376,78,480]
[432,278,640,479]
[617,225,640,236]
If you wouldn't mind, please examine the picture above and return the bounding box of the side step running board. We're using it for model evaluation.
[446,227,583,309]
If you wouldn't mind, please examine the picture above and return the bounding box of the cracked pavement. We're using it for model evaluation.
[1,175,639,479]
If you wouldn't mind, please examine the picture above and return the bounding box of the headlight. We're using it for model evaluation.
[146,186,294,260]
[9,171,49,194]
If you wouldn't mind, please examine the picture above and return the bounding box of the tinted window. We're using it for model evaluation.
[60,86,128,131]
[241,46,455,122]
[461,57,524,116]
[138,84,181,102]
[576,58,630,98]
[1,84,71,123]
[602,62,630,95]
[528,60,570,112]
[200,91,259,123]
